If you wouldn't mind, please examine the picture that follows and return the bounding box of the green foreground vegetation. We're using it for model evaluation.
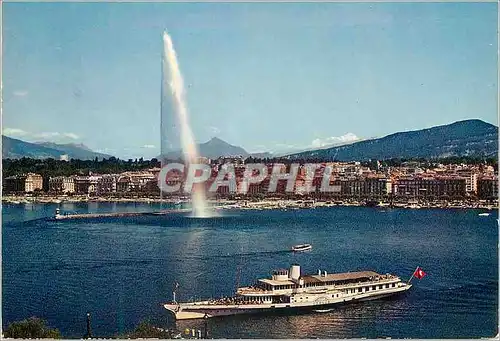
[3,317,178,339]
[3,317,61,339]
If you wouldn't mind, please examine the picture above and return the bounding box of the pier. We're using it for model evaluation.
[52,208,193,221]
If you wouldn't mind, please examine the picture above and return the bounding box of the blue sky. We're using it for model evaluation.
[3,2,498,159]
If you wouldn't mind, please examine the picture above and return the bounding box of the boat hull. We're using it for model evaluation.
[164,284,411,320]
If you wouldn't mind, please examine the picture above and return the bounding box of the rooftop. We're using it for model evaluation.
[256,270,381,286]
[302,271,380,283]
[259,278,295,286]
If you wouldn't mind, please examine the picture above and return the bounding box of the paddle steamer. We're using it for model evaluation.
[164,264,412,320]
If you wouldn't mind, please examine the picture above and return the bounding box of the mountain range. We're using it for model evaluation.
[286,119,498,161]
[2,119,498,161]
[2,136,112,160]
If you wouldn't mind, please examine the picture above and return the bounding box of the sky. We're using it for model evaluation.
[2,2,498,159]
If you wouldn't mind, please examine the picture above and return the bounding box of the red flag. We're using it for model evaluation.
[414,267,426,279]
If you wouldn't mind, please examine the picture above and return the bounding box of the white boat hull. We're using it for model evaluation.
[164,284,411,320]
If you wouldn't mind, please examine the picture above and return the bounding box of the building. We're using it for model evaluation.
[49,176,76,194]
[3,173,43,193]
[3,175,26,193]
[25,173,43,192]
[478,177,498,200]
[97,175,117,194]
[116,172,157,193]
[393,176,466,198]
[88,175,103,195]
[336,178,388,197]
[456,171,478,195]
[74,176,91,194]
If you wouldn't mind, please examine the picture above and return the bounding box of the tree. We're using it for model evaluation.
[122,320,173,339]
[4,317,61,339]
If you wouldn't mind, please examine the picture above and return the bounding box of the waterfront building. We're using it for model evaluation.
[159,169,183,195]
[88,175,103,195]
[97,175,117,194]
[216,156,245,165]
[25,173,43,192]
[116,175,131,193]
[3,173,43,193]
[74,176,91,194]
[456,171,478,195]
[3,175,24,193]
[342,178,388,197]
[127,172,157,192]
[477,176,498,200]
[49,176,76,194]
[393,176,466,198]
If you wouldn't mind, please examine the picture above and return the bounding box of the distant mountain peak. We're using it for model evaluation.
[36,141,93,152]
[66,143,92,151]
[205,137,226,144]
[209,136,223,142]
[161,137,249,160]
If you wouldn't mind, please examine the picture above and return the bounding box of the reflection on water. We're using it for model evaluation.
[2,203,498,338]
[61,202,76,211]
[178,297,412,339]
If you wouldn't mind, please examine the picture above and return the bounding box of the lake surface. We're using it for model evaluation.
[2,203,498,338]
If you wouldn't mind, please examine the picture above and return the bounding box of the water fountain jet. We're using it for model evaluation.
[161,31,211,218]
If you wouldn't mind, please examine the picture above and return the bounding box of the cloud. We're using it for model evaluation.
[13,90,28,97]
[311,133,360,148]
[34,132,61,139]
[275,143,299,149]
[263,133,362,155]
[2,127,80,141]
[63,133,80,140]
[95,148,116,154]
[33,132,80,140]
[2,128,29,136]
[142,144,156,149]
[207,126,221,135]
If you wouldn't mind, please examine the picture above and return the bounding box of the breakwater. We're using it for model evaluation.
[51,208,193,221]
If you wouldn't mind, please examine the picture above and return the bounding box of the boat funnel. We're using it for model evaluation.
[318,269,321,276]
[324,271,328,277]
[289,264,300,281]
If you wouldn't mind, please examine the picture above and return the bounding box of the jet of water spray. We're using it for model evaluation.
[162,31,210,217]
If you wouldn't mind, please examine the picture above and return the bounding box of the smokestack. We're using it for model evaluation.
[289,264,300,281]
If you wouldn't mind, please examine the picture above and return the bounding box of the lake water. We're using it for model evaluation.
[2,203,498,338]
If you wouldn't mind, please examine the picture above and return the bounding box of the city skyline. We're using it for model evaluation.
[3,2,498,159]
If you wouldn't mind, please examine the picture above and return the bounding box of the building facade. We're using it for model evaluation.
[49,176,76,194]
[4,173,43,193]
[478,177,498,200]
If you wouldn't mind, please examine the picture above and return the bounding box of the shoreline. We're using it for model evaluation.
[2,195,497,211]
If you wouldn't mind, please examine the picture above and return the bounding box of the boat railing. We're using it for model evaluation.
[235,275,400,296]
[236,286,269,294]
[314,276,400,291]
[269,276,400,294]
[193,297,266,306]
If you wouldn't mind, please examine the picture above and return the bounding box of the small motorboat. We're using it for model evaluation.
[292,244,312,252]
[478,213,491,216]
[313,308,333,313]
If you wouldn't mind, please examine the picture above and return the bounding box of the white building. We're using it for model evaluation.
[49,176,76,193]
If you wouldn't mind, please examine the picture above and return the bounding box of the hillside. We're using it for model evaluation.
[2,136,112,160]
[286,119,498,161]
